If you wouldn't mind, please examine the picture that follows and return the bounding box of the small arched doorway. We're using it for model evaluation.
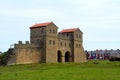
[57,50,62,62]
[65,51,70,62]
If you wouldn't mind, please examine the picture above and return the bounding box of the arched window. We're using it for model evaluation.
[76,44,78,48]
[69,43,71,47]
[76,34,78,38]
[53,30,55,34]
[49,40,51,45]
[53,40,55,45]
[41,28,44,33]
[79,44,81,48]
[60,42,62,46]
[65,43,66,47]
[66,33,69,37]
[36,39,41,45]
[79,34,81,38]
[50,29,52,33]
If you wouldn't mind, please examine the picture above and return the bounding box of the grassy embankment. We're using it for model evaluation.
[0,60,120,80]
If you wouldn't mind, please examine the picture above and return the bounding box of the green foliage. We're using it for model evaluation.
[0,51,7,59]
[0,51,8,65]
[0,60,120,80]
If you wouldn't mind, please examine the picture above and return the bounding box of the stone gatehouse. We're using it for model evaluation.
[6,22,86,65]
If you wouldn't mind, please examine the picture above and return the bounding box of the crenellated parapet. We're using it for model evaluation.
[14,41,39,49]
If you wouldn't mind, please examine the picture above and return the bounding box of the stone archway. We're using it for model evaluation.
[65,51,70,62]
[57,50,62,62]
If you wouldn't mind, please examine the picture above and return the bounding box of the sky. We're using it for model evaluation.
[0,0,120,52]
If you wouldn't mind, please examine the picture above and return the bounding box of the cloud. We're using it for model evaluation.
[0,8,64,18]
[0,0,120,51]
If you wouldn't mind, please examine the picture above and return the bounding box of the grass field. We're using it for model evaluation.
[0,60,120,80]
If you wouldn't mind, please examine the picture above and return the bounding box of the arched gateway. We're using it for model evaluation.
[57,50,62,62]
[65,51,70,62]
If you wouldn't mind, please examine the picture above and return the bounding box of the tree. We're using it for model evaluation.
[0,51,8,65]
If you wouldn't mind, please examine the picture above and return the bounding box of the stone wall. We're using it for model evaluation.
[7,41,42,65]
[71,29,86,62]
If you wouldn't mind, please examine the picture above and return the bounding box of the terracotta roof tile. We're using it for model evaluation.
[30,22,52,29]
[59,28,78,33]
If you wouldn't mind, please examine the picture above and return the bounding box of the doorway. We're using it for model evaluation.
[65,51,70,62]
[57,50,62,62]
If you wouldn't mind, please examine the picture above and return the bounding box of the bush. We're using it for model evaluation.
[0,51,8,65]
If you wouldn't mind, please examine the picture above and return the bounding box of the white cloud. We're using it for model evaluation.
[0,0,120,51]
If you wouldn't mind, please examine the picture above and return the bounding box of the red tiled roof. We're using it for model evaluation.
[30,22,52,29]
[59,28,78,33]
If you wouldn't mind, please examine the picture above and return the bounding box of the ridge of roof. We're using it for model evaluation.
[30,22,52,29]
[59,28,78,33]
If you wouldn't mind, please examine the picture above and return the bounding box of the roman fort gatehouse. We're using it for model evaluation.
[5,22,86,65]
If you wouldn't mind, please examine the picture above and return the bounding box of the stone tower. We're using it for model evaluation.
[30,22,58,62]
[58,28,86,62]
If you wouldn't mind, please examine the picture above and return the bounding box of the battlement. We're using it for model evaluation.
[17,41,30,44]
[14,41,39,48]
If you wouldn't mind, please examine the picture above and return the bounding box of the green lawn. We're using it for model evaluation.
[0,60,120,80]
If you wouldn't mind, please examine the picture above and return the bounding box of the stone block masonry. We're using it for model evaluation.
[6,22,87,65]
